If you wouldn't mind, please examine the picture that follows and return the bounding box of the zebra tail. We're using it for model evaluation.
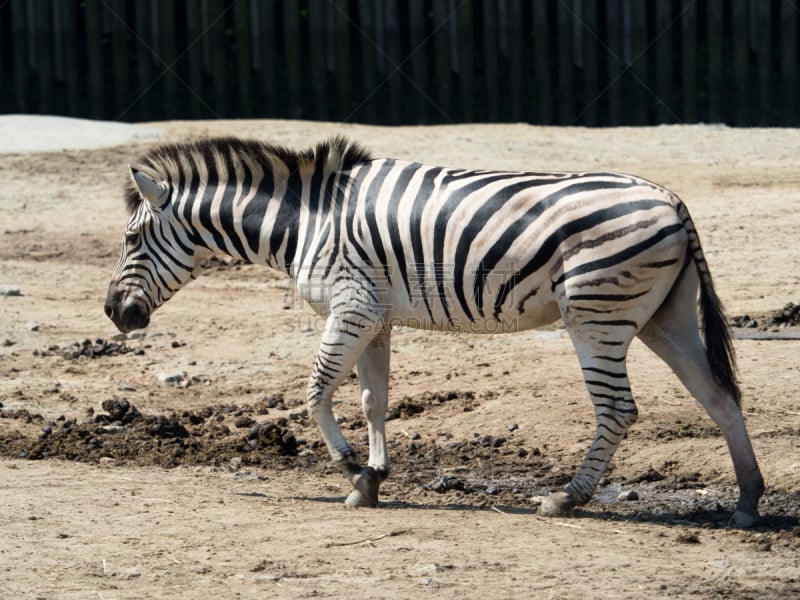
[677,200,742,405]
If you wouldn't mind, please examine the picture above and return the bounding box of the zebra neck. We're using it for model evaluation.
[236,167,342,277]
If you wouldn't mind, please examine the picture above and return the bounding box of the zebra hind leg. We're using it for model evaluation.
[344,332,391,508]
[537,334,638,517]
[637,266,763,527]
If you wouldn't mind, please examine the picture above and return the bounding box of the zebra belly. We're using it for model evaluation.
[384,297,561,333]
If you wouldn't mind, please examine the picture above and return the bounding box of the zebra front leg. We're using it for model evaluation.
[538,339,638,516]
[344,331,391,507]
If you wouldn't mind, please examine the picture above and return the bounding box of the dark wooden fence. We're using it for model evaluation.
[1,0,798,126]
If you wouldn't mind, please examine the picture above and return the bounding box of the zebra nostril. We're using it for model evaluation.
[104,302,114,319]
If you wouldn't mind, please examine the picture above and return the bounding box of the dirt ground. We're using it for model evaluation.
[1,120,799,599]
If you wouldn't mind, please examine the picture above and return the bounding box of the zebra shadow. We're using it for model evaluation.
[275,494,799,532]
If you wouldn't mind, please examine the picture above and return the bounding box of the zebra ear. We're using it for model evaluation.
[129,166,169,208]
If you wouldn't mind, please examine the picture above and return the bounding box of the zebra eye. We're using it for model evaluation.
[125,232,141,246]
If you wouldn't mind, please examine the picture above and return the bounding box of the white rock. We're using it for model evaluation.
[156,371,186,386]
[288,406,308,420]
[0,285,21,296]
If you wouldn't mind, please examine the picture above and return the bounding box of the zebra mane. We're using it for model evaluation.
[124,135,372,215]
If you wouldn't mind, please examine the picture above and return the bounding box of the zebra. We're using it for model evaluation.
[104,136,764,527]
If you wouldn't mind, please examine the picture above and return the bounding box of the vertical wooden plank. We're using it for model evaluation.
[457,0,475,122]
[0,5,5,113]
[654,0,673,123]
[110,0,128,119]
[506,0,524,122]
[35,0,54,114]
[61,0,80,116]
[532,0,552,123]
[234,0,253,117]
[606,0,623,125]
[731,0,749,125]
[556,1,574,123]
[681,0,697,123]
[11,0,28,112]
[781,0,798,126]
[482,0,499,121]
[385,0,403,123]
[208,0,227,117]
[630,0,648,124]
[256,0,276,117]
[335,0,352,120]
[356,0,377,123]
[134,0,153,120]
[159,0,177,118]
[755,0,772,125]
[186,0,205,118]
[308,2,328,121]
[408,0,428,123]
[581,0,599,125]
[283,0,302,118]
[706,0,723,123]
[85,0,104,118]
[432,0,452,122]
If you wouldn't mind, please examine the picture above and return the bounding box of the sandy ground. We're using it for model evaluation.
[1,119,799,599]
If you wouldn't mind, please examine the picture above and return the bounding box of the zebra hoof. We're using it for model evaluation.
[344,488,377,508]
[729,509,759,529]
[534,492,576,517]
[344,466,379,508]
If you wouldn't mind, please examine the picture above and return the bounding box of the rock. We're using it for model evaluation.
[617,490,639,502]
[0,285,21,296]
[486,484,499,495]
[288,406,308,420]
[148,416,189,438]
[156,370,186,386]
[427,475,465,493]
[26,322,40,331]
[234,415,255,428]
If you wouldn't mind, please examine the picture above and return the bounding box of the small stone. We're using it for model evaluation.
[288,406,308,420]
[427,475,465,493]
[126,566,142,579]
[156,371,185,386]
[26,322,40,332]
[234,415,255,428]
[617,490,639,502]
[507,423,519,432]
[486,484,499,495]
[675,531,701,544]
[0,285,21,297]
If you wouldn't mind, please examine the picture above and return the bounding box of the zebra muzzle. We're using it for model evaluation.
[105,294,150,333]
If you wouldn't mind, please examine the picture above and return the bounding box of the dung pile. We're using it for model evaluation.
[1,398,301,468]
[34,338,142,359]
[731,302,800,330]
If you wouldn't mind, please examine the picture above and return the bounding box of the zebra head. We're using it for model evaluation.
[105,166,199,333]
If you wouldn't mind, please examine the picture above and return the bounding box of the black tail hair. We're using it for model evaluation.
[677,198,741,405]
[698,273,741,405]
